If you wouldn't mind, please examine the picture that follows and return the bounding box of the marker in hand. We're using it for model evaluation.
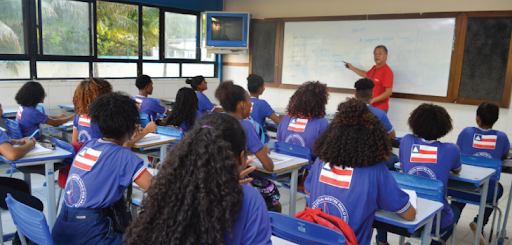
[343,61,350,69]
[27,129,40,140]
[150,115,153,122]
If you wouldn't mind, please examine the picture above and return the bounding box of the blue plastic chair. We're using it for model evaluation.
[140,113,150,128]
[5,119,22,140]
[273,142,312,194]
[155,126,183,142]
[5,193,54,245]
[269,211,346,245]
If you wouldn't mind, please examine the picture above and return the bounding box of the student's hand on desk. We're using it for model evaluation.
[239,158,256,185]
[143,122,157,134]
[18,137,36,146]
[265,146,271,155]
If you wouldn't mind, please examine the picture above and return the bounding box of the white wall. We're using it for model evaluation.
[223,0,512,144]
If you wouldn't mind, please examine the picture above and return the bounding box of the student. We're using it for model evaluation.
[132,74,169,125]
[215,81,281,212]
[165,87,202,133]
[247,74,281,143]
[276,81,329,157]
[51,92,153,245]
[378,103,462,245]
[72,78,113,143]
[305,98,415,245]
[15,81,74,140]
[187,75,224,115]
[450,102,509,245]
[125,113,272,245]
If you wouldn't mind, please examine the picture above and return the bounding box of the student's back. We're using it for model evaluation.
[165,87,201,133]
[458,127,509,159]
[247,74,281,143]
[277,116,328,153]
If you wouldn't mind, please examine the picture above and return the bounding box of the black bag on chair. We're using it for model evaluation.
[105,183,133,234]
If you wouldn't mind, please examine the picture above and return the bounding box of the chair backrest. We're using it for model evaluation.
[5,119,23,140]
[5,193,54,245]
[155,126,183,141]
[140,113,150,128]
[390,171,444,203]
[461,154,502,181]
[274,141,312,169]
[269,211,346,245]
[52,138,76,166]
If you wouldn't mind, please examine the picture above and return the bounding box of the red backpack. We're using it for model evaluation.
[294,207,358,245]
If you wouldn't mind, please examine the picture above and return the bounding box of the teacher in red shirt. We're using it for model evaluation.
[346,45,393,113]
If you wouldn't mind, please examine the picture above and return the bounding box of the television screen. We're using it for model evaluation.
[211,16,244,41]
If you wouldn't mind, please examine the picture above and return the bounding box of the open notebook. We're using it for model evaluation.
[62,121,73,127]
[137,133,161,143]
[401,189,418,210]
[250,154,294,169]
[14,143,53,157]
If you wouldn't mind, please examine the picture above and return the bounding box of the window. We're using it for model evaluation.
[143,7,159,60]
[42,0,90,55]
[182,63,214,77]
[0,0,25,54]
[0,60,30,79]
[165,12,197,59]
[143,63,179,77]
[37,61,89,78]
[93,62,137,77]
[200,14,215,62]
[97,1,138,59]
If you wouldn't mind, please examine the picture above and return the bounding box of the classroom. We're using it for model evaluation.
[1,0,512,244]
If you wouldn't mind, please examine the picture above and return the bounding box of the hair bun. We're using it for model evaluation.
[185,78,192,84]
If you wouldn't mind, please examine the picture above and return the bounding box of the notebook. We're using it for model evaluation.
[401,189,418,210]
[250,154,293,168]
[138,133,161,143]
[14,143,53,157]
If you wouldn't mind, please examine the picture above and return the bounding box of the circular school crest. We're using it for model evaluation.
[64,174,87,208]
[285,134,306,147]
[311,195,349,223]
[78,130,92,143]
[473,152,493,159]
[407,166,437,179]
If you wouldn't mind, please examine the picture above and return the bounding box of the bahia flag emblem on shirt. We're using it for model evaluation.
[78,115,91,127]
[134,98,142,109]
[16,107,23,119]
[410,144,437,163]
[473,134,497,149]
[288,118,308,132]
[73,147,102,171]
[319,162,353,188]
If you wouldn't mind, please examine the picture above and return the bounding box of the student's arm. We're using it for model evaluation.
[123,122,157,148]
[451,167,462,174]
[398,206,416,221]
[268,113,281,125]
[49,114,68,119]
[371,87,393,104]
[46,114,74,127]
[254,146,274,172]
[451,146,462,174]
[388,129,396,139]
[134,171,153,191]
[72,129,78,143]
[0,138,36,161]
[346,63,368,78]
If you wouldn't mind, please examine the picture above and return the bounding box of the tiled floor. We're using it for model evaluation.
[2,159,512,245]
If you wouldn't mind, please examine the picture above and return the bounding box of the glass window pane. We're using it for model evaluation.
[93,62,137,77]
[37,61,89,78]
[97,1,138,59]
[201,48,216,62]
[182,63,214,77]
[200,14,215,62]
[143,63,179,77]
[143,7,159,60]
[0,0,25,54]
[165,12,197,59]
[42,0,89,55]
[0,60,30,79]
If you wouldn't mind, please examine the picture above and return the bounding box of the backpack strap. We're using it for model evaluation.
[247,116,266,144]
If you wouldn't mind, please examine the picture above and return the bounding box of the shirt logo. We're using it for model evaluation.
[16,107,23,119]
[78,115,91,127]
[473,134,497,149]
[73,147,102,171]
[375,79,380,82]
[287,118,308,132]
[134,98,143,109]
[250,102,254,113]
[319,163,353,189]
[410,144,437,163]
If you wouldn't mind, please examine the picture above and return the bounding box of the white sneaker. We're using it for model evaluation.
[470,222,487,245]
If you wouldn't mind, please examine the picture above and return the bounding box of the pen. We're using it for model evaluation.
[343,61,349,68]
[150,115,153,122]
[28,129,40,140]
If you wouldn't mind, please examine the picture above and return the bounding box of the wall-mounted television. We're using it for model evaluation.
[203,12,250,54]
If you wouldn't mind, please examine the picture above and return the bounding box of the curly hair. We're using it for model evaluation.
[287,81,329,120]
[125,113,247,245]
[73,78,113,115]
[477,102,499,126]
[247,74,264,94]
[165,87,199,129]
[215,81,248,113]
[88,92,139,139]
[408,103,453,140]
[136,74,152,90]
[314,98,391,168]
[186,75,205,91]
[15,81,45,107]
[354,78,374,100]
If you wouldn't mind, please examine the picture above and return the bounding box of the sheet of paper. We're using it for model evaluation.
[138,133,161,143]
[250,154,293,168]
[14,143,53,157]
[62,121,73,127]
[402,189,418,210]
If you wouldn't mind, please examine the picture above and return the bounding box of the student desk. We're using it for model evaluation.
[1,107,17,118]
[58,104,75,112]
[375,198,444,245]
[249,152,309,216]
[448,164,495,245]
[160,98,175,105]
[131,135,177,163]
[0,147,72,229]
[268,131,277,139]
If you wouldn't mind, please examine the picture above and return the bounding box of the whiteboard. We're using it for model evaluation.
[281,18,456,97]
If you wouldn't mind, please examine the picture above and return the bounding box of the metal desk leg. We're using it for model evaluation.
[474,180,490,245]
[159,145,167,164]
[23,172,31,195]
[289,169,298,216]
[499,181,512,245]
[420,218,434,245]
[45,162,56,230]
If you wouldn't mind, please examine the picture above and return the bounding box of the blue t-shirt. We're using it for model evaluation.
[240,119,264,154]
[276,116,329,156]
[305,159,411,245]
[250,97,275,142]
[15,106,48,140]
[196,91,215,115]
[64,139,146,209]
[178,110,203,133]
[132,95,167,121]
[73,114,102,143]
[368,105,393,133]
[224,184,272,245]
[457,127,510,160]
[400,134,462,229]
[0,131,10,145]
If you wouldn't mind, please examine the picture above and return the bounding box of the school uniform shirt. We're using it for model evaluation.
[240,119,264,154]
[178,110,203,133]
[400,134,462,229]
[224,184,272,245]
[132,95,167,121]
[0,131,10,145]
[304,159,411,245]
[63,138,146,209]
[15,106,48,140]
[366,64,393,111]
[457,127,510,160]
[250,97,275,142]
[196,91,215,115]
[73,114,102,143]
[276,116,329,156]
[368,105,393,133]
